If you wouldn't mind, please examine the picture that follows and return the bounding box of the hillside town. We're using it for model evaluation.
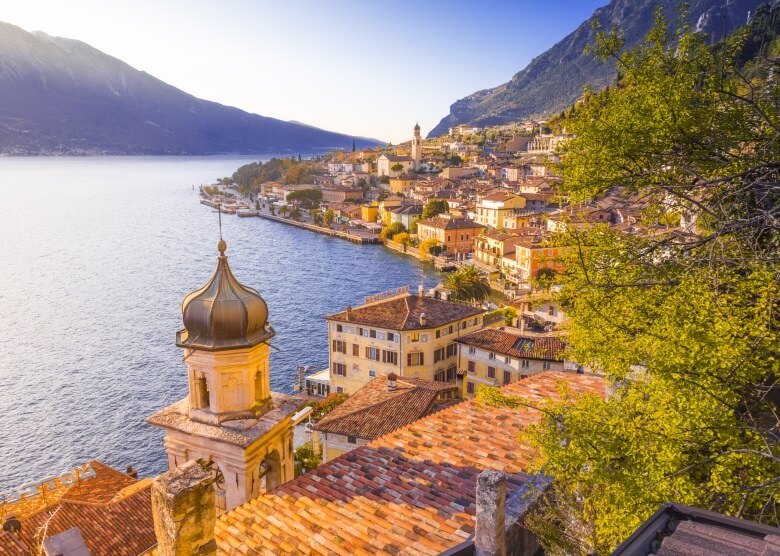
[2,0,779,552]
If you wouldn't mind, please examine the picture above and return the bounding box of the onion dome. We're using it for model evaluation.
[414,122,420,131]
[176,239,273,351]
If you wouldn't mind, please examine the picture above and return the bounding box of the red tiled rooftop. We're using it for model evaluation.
[214,371,605,555]
[455,328,566,361]
[314,375,458,439]
[0,461,155,556]
[325,293,484,331]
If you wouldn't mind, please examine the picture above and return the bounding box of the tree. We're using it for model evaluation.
[419,238,443,259]
[294,441,321,475]
[499,12,780,554]
[394,232,412,246]
[289,208,301,221]
[421,199,450,220]
[380,222,406,241]
[444,265,491,304]
[323,208,335,228]
[378,175,390,184]
[285,189,322,209]
[390,163,404,175]
[449,155,462,166]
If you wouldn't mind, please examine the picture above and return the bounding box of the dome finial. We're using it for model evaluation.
[218,239,227,256]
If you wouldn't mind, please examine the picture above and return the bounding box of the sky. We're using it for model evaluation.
[1,0,607,144]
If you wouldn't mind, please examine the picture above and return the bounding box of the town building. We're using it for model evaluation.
[320,185,363,204]
[314,374,458,462]
[386,202,423,231]
[416,213,484,255]
[456,328,566,397]
[146,239,305,511]
[513,236,568,284]
[474,191,527,228]
[376,154,414,177]
[324,288,485,394]
[0,461,155,555]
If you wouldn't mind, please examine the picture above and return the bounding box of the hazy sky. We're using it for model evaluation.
[1,1,607,143]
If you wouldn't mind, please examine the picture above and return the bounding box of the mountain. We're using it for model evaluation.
[429,0,767,137]
[0,22,381,155]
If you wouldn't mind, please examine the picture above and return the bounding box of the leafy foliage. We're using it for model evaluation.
[421,199,450,220]
[518,12,780,554]
[444,265,491,303]
[306,393,349,420]
[294,441,322,475]
[285,189,322,209]
[380,222,406,241]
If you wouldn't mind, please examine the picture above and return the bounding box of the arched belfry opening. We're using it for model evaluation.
[197,376,210,409]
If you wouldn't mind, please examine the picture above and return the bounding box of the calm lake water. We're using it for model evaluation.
[0,156,440,491]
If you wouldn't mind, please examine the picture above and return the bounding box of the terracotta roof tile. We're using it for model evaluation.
[0,462,155,556]
[215,372,605,555]
[325,294,484,331]
[455,328,566,361]
[315,376,458,439]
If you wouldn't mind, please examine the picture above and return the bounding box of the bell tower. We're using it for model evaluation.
[147,240,304,511]
[412,122,422,171]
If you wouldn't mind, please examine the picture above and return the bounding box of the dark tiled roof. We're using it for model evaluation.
[456,328,565,361]
[214,372,605,555]
[613,502,780,556]
[314,375,458,438]
[325,294,484,330]
[0,462,155,556]
[417,216,484,231]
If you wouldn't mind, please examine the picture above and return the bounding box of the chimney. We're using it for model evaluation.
[387,372,398,391]
[152,460,216,556]
[475,469,507,556]
[126,465,138,479]
[345,306,352,321]
[419,313,427,327]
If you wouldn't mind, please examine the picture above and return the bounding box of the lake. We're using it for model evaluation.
[0,156,440,491]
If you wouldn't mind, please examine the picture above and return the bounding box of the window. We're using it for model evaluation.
[332,340,346,354]
[548,305,554,316]
[504,356,511,364]
[435,329,441,339]
[447,365,457,381]
[446,343,458,357]
[332,362,346,376]
[434,369,445,382]
[353,343,360,356]
[410,332,420,342]
[387,332,395,342]
[503,371,511,385]
[366,347,380,361]
[361,328,370,337]
[448,325,454,334]
[488,352,496,360]
[337,386,344,394]
[336,324,343,332]
[434,347,445,363]
[543,361,551,370]
[468,360,476,373]
[407,352,424,366]
[420,334,428,342]
[469,346,476,355]
[521,359,529,369]
[358,327,364,336]
[382,350,398,365]
[369,329,377,338]
[487,366,496,379]
[347,436,357,444]
[467,381,475,395]
[369,370,376,377]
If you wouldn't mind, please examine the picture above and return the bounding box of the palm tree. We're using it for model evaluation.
[445,265,490,304]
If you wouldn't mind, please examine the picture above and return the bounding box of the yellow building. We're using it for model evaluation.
[389,176,417,196]
[474,192,527,229]
[324,289,485,394]
[378,198,404,225]
[360,202,379,223]
[147,239,305,512]
[455,328,566,398]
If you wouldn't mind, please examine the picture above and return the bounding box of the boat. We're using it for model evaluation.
[237,209,259,217]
